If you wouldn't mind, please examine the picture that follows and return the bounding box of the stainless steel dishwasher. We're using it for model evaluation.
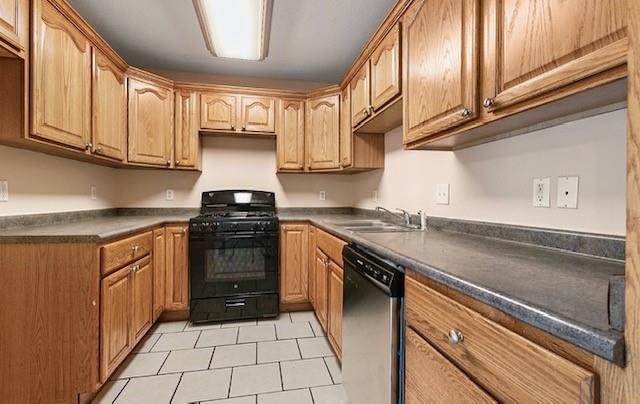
[342,244,404,404]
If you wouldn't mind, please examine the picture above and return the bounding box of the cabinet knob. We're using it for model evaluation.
[369,105,374,114]
[166,160,171,166]
[461,108,472,118]
[482,98,495,109]
[132,245,139,253]
[242,126,246,131]
[175,160,181,166]
[230,125,235,131]
[85,143,93,150]
[298,163,303,169]
[447,329,464,345]
[93,146,103,154]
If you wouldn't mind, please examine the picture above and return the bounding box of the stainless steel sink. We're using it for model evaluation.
[329,219,418,233]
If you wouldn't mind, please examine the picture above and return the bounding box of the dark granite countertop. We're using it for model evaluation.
[278,212,625,365]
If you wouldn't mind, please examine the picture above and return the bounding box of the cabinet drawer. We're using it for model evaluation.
[316,228,347,267]
[405,276,595,403]
[101,231,153,275]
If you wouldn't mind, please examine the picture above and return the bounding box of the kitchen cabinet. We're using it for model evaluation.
[100,230,152,276]
[370,23,401,111]
[314,248,329,330]
[91,49,127,161]
[277,99,305,171]
[339,87,352,168]
[32,0,91,150]
[200,93,237,131]
[165,224,189,311]
[240,95,276,133]
[152,228,166,321]
[131,255,153,343]
[327,261,343,358]
[174,90,200,169]
[280,224,310,306]
[402,0,479,144]
[127,76,173,167]
[350,62,371,127]
[484,0,627,111]
[308,226,317,306]
[405,327,496,404]
[0,0,27,51]
[306,93,340,171]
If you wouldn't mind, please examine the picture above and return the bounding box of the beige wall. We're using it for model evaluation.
[352,109,627,236]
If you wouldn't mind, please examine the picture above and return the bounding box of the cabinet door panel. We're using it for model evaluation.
[241,96,276,133]
[153,228,166,321]
[277,100,305,171]
[339,87,352,168]
[92,49,126,161]
[33,0,91,150]
[308,226,317,307]
[100,266,132,382]
[314,249,329,330]
[200,93,237,130]
[132,256,153,344]
[166,225,189,311]
[0,0,23,49]
[405,327,496,404]
[306,94,340,170]
[327,262,343,358]
[350,62,371,127]
[175,91,199,168]
[371,23,401,110]
[402,0,478,143]
[128,78,173,166]
[490,0,627,110]
[280,224,309,304]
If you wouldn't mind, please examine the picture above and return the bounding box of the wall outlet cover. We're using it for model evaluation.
[557,176,579,209]
[373,190,378,202]
[0,180,7,202]
[319,191,326,201]
[533,177,550,208]
[90,185,97,200]
[436,184,450,205]
[166,189,175,201]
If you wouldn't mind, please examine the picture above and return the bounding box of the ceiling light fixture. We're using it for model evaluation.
[193,0,272,61]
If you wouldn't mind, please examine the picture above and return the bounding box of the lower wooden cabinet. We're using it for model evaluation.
[280,223,309,306]
[153,227,166,320]
[131,255,153,343]
[308,226,317,306]
[314,248,330,330]
[165,224,189,311]
[327,261,343,358]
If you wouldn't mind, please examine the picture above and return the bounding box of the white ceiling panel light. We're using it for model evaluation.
[193,0,272,61]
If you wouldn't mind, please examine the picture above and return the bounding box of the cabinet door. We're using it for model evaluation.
[405,327,496,404]
[371,23,401,110]
[152,228,166,321]
[314,249,329,330]
[200,93,237,131]
[240,96,276,133]
[327,261,343,358]
[128,77,173,166]
[0,0,25,50]
[92,49,126,161]
[339,87,352,168]
[100,265,132,382]
[174,91,199,169]
[350,62,371,127]
[308,226,317,307]
[487,0,627,110]
[402,0,478,143]
[306,94,340,171]
[280,224,309,304]
[32,0,91,150]
[131,256,153,344]
[277,100,305,171]
[166,225,189,311]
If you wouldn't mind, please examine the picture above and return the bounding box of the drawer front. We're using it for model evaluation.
[101,231,153,275]
[316,228,347,267]
[405,276,595,403]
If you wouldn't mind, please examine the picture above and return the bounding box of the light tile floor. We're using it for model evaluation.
[92,311,350,404]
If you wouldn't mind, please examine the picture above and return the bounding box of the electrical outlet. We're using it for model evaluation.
[532,178,550,207]
[90,185,97,200]
[436,184,450,205]
[0,180,7,202]
[166,189,175,201]
[557,176,579,209]
[373,190,378,202]
[319,191,326,201]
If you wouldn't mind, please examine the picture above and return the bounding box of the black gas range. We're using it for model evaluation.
[189,190,279,323]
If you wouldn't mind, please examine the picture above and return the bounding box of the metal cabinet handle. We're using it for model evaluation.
[132,245,139,253]
[461,108,472,118]
[242,126,246,131]
[482,98,495,109]
[369,105,374,115]
[175,160,181,166]
[298,163,303,169]
[230,125,235,131]
[166,160,171,166]
[93,146,103,154]
[447,329,464,344]
[85,143,93,150]
[130,264,139,273]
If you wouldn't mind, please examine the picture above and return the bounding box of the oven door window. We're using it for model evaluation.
[204,238,267,282]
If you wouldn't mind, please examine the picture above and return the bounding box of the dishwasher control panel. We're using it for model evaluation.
[357,258,394,287]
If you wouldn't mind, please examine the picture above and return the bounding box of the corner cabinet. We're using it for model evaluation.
[127,76,173,167]
[32,0,91,150]
[277,99,305,171]
[306,93,341,171]
[165,225,189,311]
[279,223,309,307]
[174,90,200,169]
[402,0,479,144]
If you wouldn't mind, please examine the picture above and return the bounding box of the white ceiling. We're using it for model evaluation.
[67,0,396,83]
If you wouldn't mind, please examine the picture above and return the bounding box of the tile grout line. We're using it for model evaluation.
[207,346,216,370]
[168,372,184,403]
[111,378,130,404]
[156,350,171,375]
[278,361,284,392]
[309,387,316,404]
[322,357,336,385]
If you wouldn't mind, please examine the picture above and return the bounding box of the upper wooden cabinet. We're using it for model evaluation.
[402,0,479,144]
[370,23,401,110]
[485,0,627,111]
[127,76,173,167]
[340,87,353,168]
[350,62,371,127]
[174,90,200,169]
[92,49,127,161]
[201,93,237,131]
[240,96,276,133]
[306,93,340,171]
[280,223,309,306]
[277,99,305,171]
[32,0,91,150]
[0,0,27,50]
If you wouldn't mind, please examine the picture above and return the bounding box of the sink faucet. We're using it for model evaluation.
[375,206,413,226]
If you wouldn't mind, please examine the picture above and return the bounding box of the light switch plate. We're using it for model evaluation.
[557,176,579,209]
[533,178,550,207]
[166,189,175,201]
[436,184,450,205]
[0,180,7,202]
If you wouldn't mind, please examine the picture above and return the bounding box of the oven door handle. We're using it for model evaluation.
[225,299,246,307]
